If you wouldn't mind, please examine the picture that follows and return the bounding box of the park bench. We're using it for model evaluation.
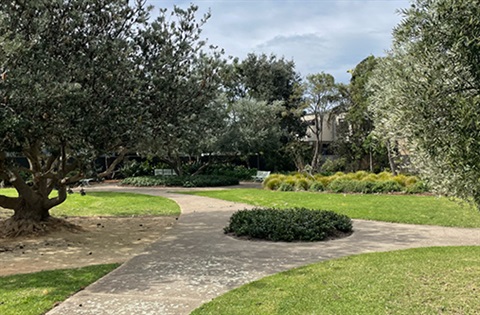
[154,169,177,176]
[252,171,270,182]
[79,178,95,186]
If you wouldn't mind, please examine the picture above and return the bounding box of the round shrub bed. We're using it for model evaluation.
[224,207,353,242]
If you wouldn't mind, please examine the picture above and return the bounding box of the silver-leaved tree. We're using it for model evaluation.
[369,0,480,208]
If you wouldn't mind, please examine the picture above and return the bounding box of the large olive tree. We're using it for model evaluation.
[369,0,480,207]
[0,0,151,236]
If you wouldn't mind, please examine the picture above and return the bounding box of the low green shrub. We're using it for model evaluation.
[371,180,403,193]
[224,207,353,242]
[327,178,355,193]
[204,164,257,180]
[405,181,430,194]
[121,175,239,187]
[327,179,375,193]
[319,158,346,174]
[309,181,325,192]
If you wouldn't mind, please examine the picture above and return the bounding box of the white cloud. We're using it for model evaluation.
[146,0,410,82]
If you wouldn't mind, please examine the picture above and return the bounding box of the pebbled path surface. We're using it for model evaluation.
[47,184,480,315]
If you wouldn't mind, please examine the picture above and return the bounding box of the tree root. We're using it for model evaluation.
[0,217,83,238]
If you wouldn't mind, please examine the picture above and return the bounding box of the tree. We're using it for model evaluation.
[217,98,283,167]
[227,53,305,170]
[0,0,150,236]
[335,56,389,172]
[134,5,226,175]
[369,0,480,207]
[302,72,344,171]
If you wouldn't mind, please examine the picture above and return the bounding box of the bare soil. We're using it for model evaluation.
[0,214,177,276]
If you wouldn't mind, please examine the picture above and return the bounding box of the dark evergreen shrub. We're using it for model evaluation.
[121,175,239,187]
[224,207,353,242]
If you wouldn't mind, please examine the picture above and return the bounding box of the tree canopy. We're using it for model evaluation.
[0,1,228,235]
[369,0,480,207]
[302,72,344,171]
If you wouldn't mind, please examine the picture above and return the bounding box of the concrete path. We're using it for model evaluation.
[47,184,480,315]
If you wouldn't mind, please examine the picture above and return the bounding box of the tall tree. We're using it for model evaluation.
[217,98,283,167]
[135,5,226,175]
[302,72,343,171]
[0,0,149,236]
[369,0,480,207]
[335,56,389,172]
[227,53,305,170]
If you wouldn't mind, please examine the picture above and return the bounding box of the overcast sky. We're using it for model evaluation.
[146,0,411,83]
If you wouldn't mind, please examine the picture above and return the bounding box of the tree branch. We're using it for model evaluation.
[46,184,67,209]
[0,195,19,210]
[97,147,129,178]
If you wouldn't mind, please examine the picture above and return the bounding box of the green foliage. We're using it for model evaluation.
[121,175,239,187]
[309,181,325,192]
[224,207,352,242]
[277,182,294,191]
[225,53,305,172]
[263,171,426,194]
[405,181,430,194]
[369,0,480,208]
[0,264,119,315]
[192,247,480,315]
[135,5,226,174]
[371,180,403,193]
[302,72,345,171]
[203,164,257,180]
[319,158,346,174]
[328,179,375,194]
[263,179,281,190]
[334,56,390,172]
[0,0,153,219]
[294,178,310,191]
[216,98,284,160]
[119,160,154,178]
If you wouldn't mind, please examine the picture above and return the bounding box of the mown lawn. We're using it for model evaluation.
[185,189,480,227]
[0,189,180,217]
[192,246,480,315]
[0,264,119,315]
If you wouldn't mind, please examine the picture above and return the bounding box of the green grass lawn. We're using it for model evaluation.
[192,246,480,315]
[0,189,180,217]
[0,264,119,315]
[185,189,480,228]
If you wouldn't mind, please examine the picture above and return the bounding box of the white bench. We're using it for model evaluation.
[79,178,95,186]
[154,169,177,176]
[252,171,270,182]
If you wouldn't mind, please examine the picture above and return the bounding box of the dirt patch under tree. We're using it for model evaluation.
[0,213,177,276]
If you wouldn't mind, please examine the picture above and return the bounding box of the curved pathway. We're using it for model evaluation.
[48,184,480,315]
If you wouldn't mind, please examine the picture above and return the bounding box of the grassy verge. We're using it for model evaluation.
[192,246,480,315]
[0,189,180,217]
[185,189,480,227]
[0,264,119,315]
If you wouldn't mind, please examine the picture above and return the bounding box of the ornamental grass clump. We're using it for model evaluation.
[224,207,353,242]
[263,171,427,194]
